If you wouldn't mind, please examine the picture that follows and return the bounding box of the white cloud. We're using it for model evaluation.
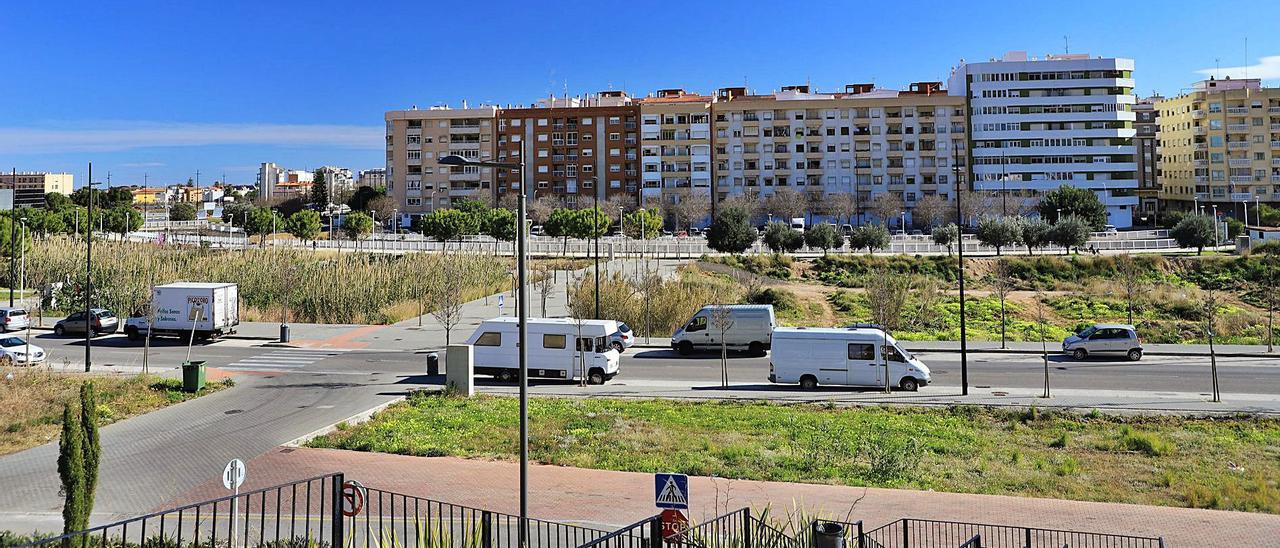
[0,121,384,154]
[120,161,166,168]
[1195,55,1280,80]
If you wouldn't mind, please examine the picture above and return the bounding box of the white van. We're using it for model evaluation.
[769,327,931,391]
[466,317,621,384]
[671,304,775,356]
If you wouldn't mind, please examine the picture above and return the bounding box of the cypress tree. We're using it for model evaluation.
[79,382,101,515]
[57,402,87,538]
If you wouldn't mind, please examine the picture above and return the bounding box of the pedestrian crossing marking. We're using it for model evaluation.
[221,348,352,372]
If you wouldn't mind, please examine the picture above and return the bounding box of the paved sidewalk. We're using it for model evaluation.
[626,336,1280,358]
[165,447,1278,547]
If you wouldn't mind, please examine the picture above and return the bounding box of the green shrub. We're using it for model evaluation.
[1118,427,1173,457]
[748,287,799,311]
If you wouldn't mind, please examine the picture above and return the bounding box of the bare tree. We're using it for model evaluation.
[804,191,828,225]
[869,193,905,227]
[866,266,911,393]
[988,259,1016,349]
[430,252,466,345]
[602,195,633,222]
[958,188,994,226]
[535,263,555,317]
[1115,254,1146,325]
[1034,292,1051,398]
[710,304,734,387]
[528,196,559,224]
[669,189,710,232]
[1202,289,1222,403]
[912,194,948,229]
[763,187,806,222]
[828,193,858,226]
[1266,257,1279,353]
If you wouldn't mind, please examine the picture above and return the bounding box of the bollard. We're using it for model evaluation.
[427,352,440,376]
[279,323,290,343]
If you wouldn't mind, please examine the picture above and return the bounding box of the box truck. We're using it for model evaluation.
[125,282,240,341]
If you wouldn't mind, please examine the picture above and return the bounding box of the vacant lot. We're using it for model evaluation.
[0,367,231,455]
[310,393,1280,513]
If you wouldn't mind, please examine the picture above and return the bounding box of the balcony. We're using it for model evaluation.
[1273,141,1280,149]
[1193,160,1209,167]
[1274,176,1280,183]
[1228,141,1250,150]
[1191,110,1205,119]
[1230,176,1253,183]
[1195,192,1210,201]
[1273,123,1280,131]
[1227,107,1249,115]
[1228,124,1249,132]
[1270,107,1280,114]
[1195,176,1209,183]
[1193,127,1207,135]
[1229,159,1251,167]
[1194,143,1208,151]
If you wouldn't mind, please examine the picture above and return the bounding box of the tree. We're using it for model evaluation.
[711,304,734,387]
[804,191,828,225]
[828,193,858,226]
[104,206,143,239]
[912,194,948,229]
[988,260,1016,349]
[311,170,329,207]
[804,223,843,255]
[763,222,802,254]
[80,383,100,516]
[572,208,612,240]
[763,188,805,222]
[346,185,385,212]
[58,402,87,537]
[169,202,197,221]
[865,266,911,392]
[668,189,710,232]
[1202,289,1223,402]
[528,196,559,225]
[848,225,890,254]
[341,212,374,243]
[544,208,577,254]
[367,196,397,226]
[870,193,905,227]
[705,204,757,254]
[484,207,517,245]
[221,202,252,227]
[246,207,282,244]
[1116,254,1147,325]
[430,252,466,345]
[453,198,490,216]
[417,209,473,243]
[287,210,322,242]
[45,192,73,211]
[976,216,1022,256]
[1021,218,1053,255]
[1050,217,1091,255]
[1171,214,1217,255]
[932,224,958,256]
[1037,185,1107,230]
[623,208,663,239]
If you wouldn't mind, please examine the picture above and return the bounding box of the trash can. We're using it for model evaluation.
[427,352,440,376]
[279,323,291,343]
[811,521,845,548]
[182,360,207,393]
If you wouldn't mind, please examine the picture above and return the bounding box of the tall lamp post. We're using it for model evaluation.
[85,163,96,372]
[953,163,969,396]
[439,149,530,548]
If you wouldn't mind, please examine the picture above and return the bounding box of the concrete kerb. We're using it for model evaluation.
[283,396,407,448]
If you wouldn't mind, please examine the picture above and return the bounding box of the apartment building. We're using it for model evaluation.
[1156,78,1280,214]
[950,51,1139,228]
[0,172,73,208]
[357,168,386,189]
[636,90,714,214]
[385,105,498,221]
[711,82,964,224]
[315,166,355,198]
[257,162,283,199]
[1133,97,1162,224]
[495,92,640,207]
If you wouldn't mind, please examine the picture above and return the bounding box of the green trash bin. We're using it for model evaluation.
[182,360,207,392]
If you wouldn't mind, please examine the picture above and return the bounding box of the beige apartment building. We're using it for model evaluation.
[385,105,498,223]
[1157,78,1280,214]
[636,89,714,219]
[710,82,964,225]
[0,171,73,208]
[1134,97,1162,225]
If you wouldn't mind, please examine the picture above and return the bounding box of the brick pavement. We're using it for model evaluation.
[166,447,1279,547]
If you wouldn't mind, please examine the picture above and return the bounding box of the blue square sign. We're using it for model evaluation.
[654,473,689,510]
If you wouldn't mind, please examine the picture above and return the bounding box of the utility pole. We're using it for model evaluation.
[85,162,94,372]
[8,168,15,307]
[594,203,600,319]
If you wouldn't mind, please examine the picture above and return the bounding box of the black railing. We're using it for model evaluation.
[860,518,1164,548]
[581,508,815,548]
[23,473,344,548]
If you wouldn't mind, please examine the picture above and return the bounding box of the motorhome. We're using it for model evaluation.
[769,327,931,391]
[671,304,775,356]
[466,317,621,384]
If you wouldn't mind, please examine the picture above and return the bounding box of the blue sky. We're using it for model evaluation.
[3,0,1279,188]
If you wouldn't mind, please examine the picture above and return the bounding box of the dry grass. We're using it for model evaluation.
[0,366,230,456]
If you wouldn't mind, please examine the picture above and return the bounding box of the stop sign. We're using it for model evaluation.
[660,509,689,542]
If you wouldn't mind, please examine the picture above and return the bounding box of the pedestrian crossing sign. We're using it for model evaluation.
[654,473,689,510]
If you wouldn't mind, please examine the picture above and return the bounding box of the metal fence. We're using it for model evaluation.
[579,508,815,548]
[859,518,1164,548]
[22,473,614,548]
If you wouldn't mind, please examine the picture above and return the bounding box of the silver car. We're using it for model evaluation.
[1063,324,1143,361]
[0,307,30,332]
[608,322,635,353]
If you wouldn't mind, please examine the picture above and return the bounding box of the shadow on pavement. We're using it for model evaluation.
[34,333,221,348]
[631,349,762,359]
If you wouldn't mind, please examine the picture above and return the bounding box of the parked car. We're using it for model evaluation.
[671,304,775,356]
[1062,324,1143,361]
[0,336,45,365]
[54,309,119,336]
[0,307,30,332]
[608,323,635,352]
[770,327,930,391]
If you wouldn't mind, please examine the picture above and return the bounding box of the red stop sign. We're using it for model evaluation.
[660,509,688,542]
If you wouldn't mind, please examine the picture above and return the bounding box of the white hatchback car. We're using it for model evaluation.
[0,336,46,365]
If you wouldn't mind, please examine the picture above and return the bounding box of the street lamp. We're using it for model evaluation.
[439,149,531,548]
[900,211,907,236]
[84,163,96,373]
[952,163,969,396]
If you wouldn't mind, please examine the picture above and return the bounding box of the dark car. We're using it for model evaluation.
[54,309,119,336]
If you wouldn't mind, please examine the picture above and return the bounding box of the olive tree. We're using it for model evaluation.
[976,216,1022,256]
[931,224,958,256]
[804,223,843,255]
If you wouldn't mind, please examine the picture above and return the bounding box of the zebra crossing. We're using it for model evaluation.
[220,348,352,373]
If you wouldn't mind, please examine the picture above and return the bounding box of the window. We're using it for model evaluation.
[882,345,907,362]
[475,332,502,346]
[543,334,567,349]
[848,343,875,360]
[685,316,707,332]
[609,132,621,141]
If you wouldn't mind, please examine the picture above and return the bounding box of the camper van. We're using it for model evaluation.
[466,317,621,384]
[671,304,775,356]
[768,327,931,391]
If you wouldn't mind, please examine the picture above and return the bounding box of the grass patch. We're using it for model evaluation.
[0,367,231,456]
[309,393,1280,513]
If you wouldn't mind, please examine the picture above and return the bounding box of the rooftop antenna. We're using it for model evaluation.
[1063,35,1069,54]
[1215,58,1221,79]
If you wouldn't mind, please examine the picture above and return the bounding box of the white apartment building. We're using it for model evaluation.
[386,105,498,222]
[637,90,714,209]
[711,83,964,225]
[950,51,1138,228]
[257,162,284,199]
[357,168,386,189]
[315,166,355,198]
